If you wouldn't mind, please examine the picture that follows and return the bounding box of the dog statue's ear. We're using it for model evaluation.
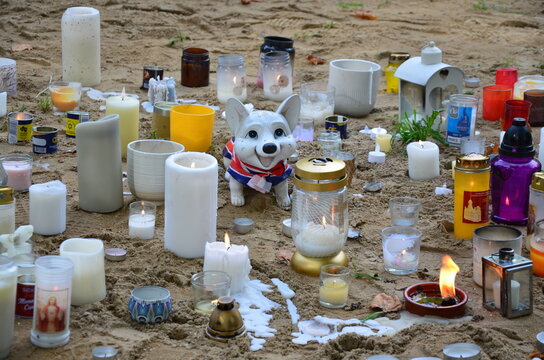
[225,98,249,134]
[276,94,300,132]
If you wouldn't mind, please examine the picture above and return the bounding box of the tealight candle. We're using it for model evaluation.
[319,264,349,308]
[382,226,422,275]
[442,342,481,360]
[263,51,293,102]
[105,88,140,158]
[128,201,156,240]
[407,141,440,180]
[29,180,67,236]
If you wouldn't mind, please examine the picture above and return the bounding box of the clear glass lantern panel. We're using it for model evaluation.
[483,261,501,310]
[401,82,424,115]
[509,268,531,313]
[429,85,458,111]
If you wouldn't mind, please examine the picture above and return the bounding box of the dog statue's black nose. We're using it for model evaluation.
[262,143,278,154]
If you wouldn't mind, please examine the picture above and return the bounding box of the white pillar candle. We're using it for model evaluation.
[493,279,520,310]
[295,221,341,257]
[29,180,66,236]
[105,90,140,158]
[61,7,100,86]
[0,92,6,117]
[59,238,106,306]
[0,58,17,96]
[0,256,17,359]
[75,114,123,213]
[203,235,251,294]
[407,141,440,180]
[164,152,218,258]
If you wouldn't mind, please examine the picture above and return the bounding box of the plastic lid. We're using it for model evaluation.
[499,118,535,157]
[421,41,442,65]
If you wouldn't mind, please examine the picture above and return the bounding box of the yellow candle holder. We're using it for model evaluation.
[319,264,350,308]
[170,104,215,152]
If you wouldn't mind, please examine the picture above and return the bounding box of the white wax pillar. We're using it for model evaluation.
[105,93,140,158]
[164,152,218,258]
[203,241,251,294]
[0,257,17,359]
[29,180,67,236]
[0,92,6,117]
[493,279,520,310]
[59,238,106,306]
[407,141,440,180]
[295,222,341,257]
[61,7,100,86]
[0,58,17,96]
[75,114,123,213]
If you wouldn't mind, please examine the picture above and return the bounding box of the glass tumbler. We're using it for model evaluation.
[503,100,531,131]
[389,197,422,226]
[482,85,513,122]
[191,271,231,314]
[319,264,350,308]
[382,226,422,275]
[300,82,335,126]
[317,130,341,154]
[48,81,81,115]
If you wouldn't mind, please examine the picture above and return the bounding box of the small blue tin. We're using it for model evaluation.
[325,115,349,139]
[32,126,58,154]
[128,286,172,324]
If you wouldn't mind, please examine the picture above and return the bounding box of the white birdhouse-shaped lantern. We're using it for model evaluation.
[395,42,464,120]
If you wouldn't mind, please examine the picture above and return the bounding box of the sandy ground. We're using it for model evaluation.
[1,0,544,359]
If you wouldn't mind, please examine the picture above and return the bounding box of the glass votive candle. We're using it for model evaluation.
[524,89,544,127]
[0,154,32,192]
[300,82,335,126]
[319,264,350,308]
[460,135,486,155]
[30,255,74,348]
[482,85,513,122]
[7,112,34,144]
[495,68,518,89]
[191,271,231,314]
[216,54,247,104]
[502,99,531,131]
[263,51,293,102]
[293,118,314,142]
[317,130,341,154]
[382,226,422,275]
[48,81,82,115]
[181,48,210,88]
[389,197,421,226]
[128,201,156,240]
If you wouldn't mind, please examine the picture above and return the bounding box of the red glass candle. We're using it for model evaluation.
[496,68,518,89]
[525,90,544,127]
[502,100,531,131]
[483,85,513,122]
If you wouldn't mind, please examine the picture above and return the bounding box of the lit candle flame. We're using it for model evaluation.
[211,299,219,305]
[121,87,126,100]
[190,161,196,169]
[140,209,145,216]
[439,255,460,299]
[400,249,407,257]
[418,140,424,148]
[321,216,327,229]
[505,196,510,206]
[224,233,231,249]
[16,112,24,120]
[232,76,237,86]
[276,74,282,84]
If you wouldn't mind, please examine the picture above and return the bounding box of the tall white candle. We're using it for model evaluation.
[105,90,140,158]
[76,114,123,213]
[29,180,67,236]
[0,92,6,117]
[59,238,106,306]
[61,7,100,86]
[407,141,440,180]
[203,234,251,294]
[0,256,17,359]
[164,152,218,258]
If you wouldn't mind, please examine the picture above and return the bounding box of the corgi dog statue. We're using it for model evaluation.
[223,95,300,209]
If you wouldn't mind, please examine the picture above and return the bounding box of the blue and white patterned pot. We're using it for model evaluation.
[128,286,172,324]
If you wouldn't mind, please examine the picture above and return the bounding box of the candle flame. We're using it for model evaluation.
[224,233,231,249]
[211,299,219,305]
[321,216,327,229]
[232,76,237,86]
[140,209,145,216]
[505,196,510,206]
[121,87,126,99]
[439,255,460,299]
[190,161,196,169]
[16,112,24,120]
[401,249,407,257]
[418,140,424,148]
[276,74,282,83]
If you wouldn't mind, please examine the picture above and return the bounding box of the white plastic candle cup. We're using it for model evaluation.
[0,255,17,358]
[317,130,341,154]
[460,136,486,155]
[300,82,335,126]
[0,154,32,192]
[128,201,156,240]
[30,255,74,348]
[190,271,231,314]
[59,239,105,306]
[319,264,350,308]
[382,226,422,275]
[127,140,184,201]
[29,180,67,236]
[389,197,422,226]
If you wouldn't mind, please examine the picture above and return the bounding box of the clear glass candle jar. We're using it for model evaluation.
[263,51,293,102]
[0,186,15,235]
[0,154,32,192]
[0,255,17,359]
[291,157,348,276]
[30,255,74,348]
[257,36,294,88]
[216,54,247,104]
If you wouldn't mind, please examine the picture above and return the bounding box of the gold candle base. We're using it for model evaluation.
[291,251,348,276]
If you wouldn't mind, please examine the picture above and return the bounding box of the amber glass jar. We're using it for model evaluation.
[181,48,210,87]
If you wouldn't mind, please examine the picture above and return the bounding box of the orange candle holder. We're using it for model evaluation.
[49,81,81,115]
[170,104,215,152]
[482,85,512,122]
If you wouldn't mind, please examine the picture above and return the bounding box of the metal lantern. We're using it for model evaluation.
[395,41,464,120]
[482,248,533,318]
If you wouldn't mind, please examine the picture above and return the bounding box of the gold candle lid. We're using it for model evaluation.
[389,52,410,62]
[294,157,347,192]
[0,187,14,204]
[455,153,490,171]
[532,172,544,192]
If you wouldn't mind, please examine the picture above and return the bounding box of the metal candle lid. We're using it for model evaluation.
[389,52,410,62]
[455,153,490,171]
[105,248,127,261]
[531,172,544,192]
[294,157,347,192]
[92,346,118,360]
[442,342,481,360]
[0,187,14,204]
